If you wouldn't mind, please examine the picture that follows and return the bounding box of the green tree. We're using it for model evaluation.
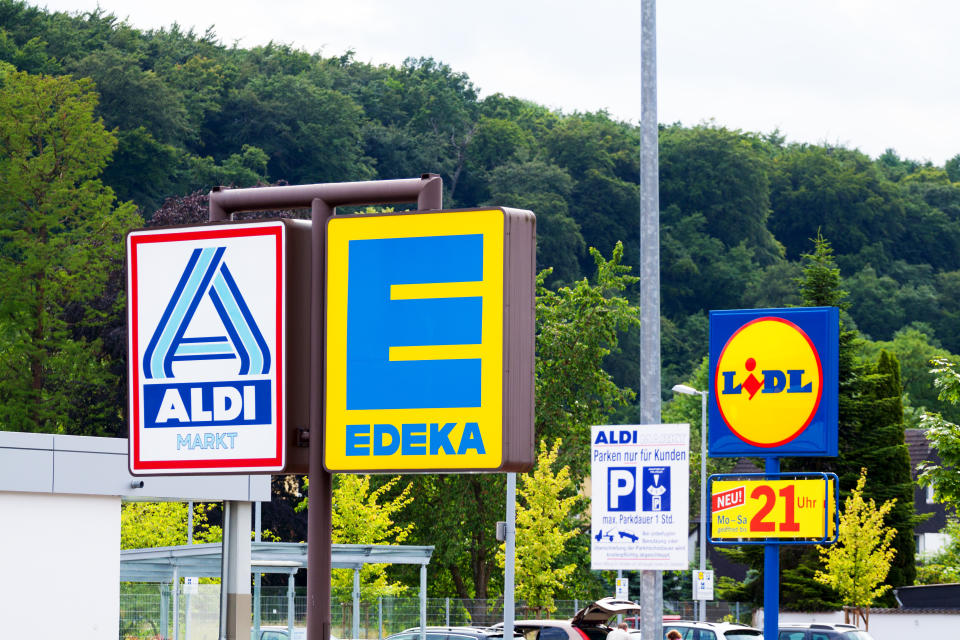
[660,124,781,264]
[816,468,897,623]
[860,325,958,425]
[535,241,640,481]
[918,357,960,513]
[789,234,916,604]
[0,63,141,434]
[662,356,736,513]
[485,160,583,285]
[120,502,221,549]
[498,439,578,616]
[299,475,414,601]
[402,245,638,600]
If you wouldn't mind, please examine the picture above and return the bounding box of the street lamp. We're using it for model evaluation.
[672,383,708,623]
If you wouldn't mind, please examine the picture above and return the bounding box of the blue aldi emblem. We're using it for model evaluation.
[127,222,287,474]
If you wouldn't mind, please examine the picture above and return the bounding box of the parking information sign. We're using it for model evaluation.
[590,424,690,570]
[127,222,286,474]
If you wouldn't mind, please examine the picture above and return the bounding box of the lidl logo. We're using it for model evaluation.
[127,222,286,474]
[715,317,822,447]
[709,308,838,457]
[325,208,535,473]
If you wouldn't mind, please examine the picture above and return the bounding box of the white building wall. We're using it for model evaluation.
[766,609,960,640]
[0,491,120,640]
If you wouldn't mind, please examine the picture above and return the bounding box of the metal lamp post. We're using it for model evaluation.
[672,383,708,622]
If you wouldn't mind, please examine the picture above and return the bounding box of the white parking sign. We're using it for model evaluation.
[590,424,690,570]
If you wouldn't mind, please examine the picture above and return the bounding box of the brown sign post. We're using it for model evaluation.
[205,174,535,640]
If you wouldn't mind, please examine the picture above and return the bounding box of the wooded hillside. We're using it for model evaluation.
[3,0,960,430]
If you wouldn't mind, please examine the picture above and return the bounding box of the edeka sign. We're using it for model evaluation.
[590,424,690,570]
[708,307,839,457]
[127,222,289,474]
[324,208,535,473]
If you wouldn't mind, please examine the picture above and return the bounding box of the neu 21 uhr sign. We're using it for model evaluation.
[590,424,690,570]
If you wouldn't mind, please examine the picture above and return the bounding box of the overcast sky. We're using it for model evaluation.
[30,0,960,165]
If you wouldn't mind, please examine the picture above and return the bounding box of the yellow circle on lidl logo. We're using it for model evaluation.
[714,317,822,447]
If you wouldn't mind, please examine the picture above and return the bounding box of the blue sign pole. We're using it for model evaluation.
[764,457,779,640]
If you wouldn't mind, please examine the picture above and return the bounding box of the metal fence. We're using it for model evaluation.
[120,587,753,640]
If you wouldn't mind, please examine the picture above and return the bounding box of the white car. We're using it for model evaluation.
[255,627,339,640]
[779,623,874,640]
[661,621,762,640]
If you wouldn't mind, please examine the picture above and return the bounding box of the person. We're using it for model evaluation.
[666,630,683,640]
[607,622,631,640]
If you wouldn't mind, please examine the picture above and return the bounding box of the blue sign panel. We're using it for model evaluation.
[708,307,838,457]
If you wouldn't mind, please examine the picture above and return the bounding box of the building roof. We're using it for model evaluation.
[906,428,939,478]
[0,430,270,502]
[120,541,434,582]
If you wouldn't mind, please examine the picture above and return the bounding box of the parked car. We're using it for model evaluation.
[254,627,306,640]
[778,623,874,640]
[385,626,523,640]
[660,620,762,640]
[254,627,338,640]
[494,597,643,640]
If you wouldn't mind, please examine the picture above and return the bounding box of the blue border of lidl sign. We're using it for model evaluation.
[708,307,838,458]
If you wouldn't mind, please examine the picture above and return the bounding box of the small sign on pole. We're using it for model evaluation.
[693,570,713,601]
[616,577,629,601]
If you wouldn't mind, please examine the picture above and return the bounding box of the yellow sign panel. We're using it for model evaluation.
[324,208,534,473]
[710,477,836,540]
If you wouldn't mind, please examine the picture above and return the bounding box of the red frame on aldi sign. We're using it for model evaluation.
[127,222,286,474]
[708,307,838,458]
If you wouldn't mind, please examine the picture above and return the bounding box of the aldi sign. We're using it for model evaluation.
[127,222,289,474]
[324,208,535,473]
[709,307,839,457]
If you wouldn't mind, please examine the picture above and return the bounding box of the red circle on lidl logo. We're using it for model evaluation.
[714,317,823,448]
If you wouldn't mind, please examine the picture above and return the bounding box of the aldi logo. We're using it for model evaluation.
[324,208,535,473]
[127,222,286,474]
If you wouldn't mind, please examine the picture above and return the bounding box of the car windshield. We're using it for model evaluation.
[724,632,762,640]
[841,633,873,640]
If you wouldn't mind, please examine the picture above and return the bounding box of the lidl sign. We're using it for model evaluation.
[708,307,838,457]
[324,208,535,473]
[127,222,290,474]
[708,473,838,544]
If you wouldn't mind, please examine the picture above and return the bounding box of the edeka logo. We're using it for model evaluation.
[346,234,482,410]
[325,209,509,472]
[714,317,823,447]
[340,235,485,457]
[142,246,272,429]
